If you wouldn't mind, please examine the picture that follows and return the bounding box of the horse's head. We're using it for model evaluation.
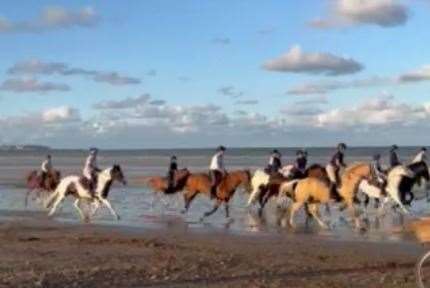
[111,164,127,186]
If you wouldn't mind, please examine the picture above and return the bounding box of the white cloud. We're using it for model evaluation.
[398,65,430,83]
[263,45,363,76]
[0,78,70,93]
[0,6,99,34]
[93,94,151,109]
[212,37,231,45]
[316,96,429,128]
[235,99,259,105]
[8,59,141,86]
[310,0,409,29]
[287,77,392,95]
[42,106,80,123]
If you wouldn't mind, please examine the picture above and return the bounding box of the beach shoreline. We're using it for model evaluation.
[0,210,426,288]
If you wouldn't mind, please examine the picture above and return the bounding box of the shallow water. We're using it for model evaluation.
[0,147,429,243]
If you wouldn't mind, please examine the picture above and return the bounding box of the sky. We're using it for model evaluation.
[1,0,430,149]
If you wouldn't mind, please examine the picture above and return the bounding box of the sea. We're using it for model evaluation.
[0,146,428,242]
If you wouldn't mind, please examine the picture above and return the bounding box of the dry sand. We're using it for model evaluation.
[0,211,427,288]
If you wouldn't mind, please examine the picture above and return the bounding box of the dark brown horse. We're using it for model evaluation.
[25,170,61,207]
[182,170,252,219]
[146,168,190,194]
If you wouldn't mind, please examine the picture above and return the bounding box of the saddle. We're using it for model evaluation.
[79,175,98,197]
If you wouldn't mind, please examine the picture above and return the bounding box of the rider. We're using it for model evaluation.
[412,147,427,163]
[326,143,347,186]
[370,154,386,189]
[167,155,178,192]
[40,154,53,187]
[389,145,401,168]
[267,149,282,174]
[209,146,226,199]
[295,149,308,176]
[83,148,101,193]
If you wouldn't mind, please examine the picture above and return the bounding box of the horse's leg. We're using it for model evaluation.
[48,193,64,216]
[288,202,303,228]
[258,191,271,217]
[182,191,198,214]
[202,199,222,219]
[225,202,230,218]
[308,204,328,229]
[99,198,120,220]
[73,199,87,221]
[24,189,33,208]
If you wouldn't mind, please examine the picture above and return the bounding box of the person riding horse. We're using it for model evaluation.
[83,148,101,193]
[413,147,427,163]
[40,154,53,188]
[266,149,282,175]
[166,155,178,193]
[369,153,387,192]
[209,146,226,199]
[326,143,347,186]
[389,145,401,168]
[294,149,308,177]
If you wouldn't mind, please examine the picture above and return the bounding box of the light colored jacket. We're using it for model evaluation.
[83,154,98,179]
[210,152,224,171]
[413,151,427,163]
[41,159,52,173]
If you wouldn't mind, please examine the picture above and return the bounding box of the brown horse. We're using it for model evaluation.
[182,170,252,219]
[146,168,190,194]
[25,170,61,207]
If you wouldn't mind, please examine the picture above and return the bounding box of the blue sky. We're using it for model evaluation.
[1,0,430,148]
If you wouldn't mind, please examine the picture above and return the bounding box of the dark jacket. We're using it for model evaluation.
[389,151,400,168]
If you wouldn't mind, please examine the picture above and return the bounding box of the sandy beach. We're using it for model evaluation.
[0,210,426,288]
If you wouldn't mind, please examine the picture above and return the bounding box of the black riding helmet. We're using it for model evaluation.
[338,143,347,150]
[217,145,226,152]
[373,154,381,161]
[391,144,399,151]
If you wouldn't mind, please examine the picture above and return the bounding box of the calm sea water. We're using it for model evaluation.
[0,147,428,241]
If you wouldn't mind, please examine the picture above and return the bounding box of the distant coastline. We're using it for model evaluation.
[0,145,51,152]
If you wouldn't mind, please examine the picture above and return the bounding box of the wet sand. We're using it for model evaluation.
[0,210,426,288]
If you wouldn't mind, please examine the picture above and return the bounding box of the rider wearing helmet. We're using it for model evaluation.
[209,146,226,198]
[83,148,101,193]
[412,147,427,163]
[40,154,53,187]
[326,143,347,186]
[167,155,178,192]
[267,149,282,174]
[389,145,401,168]
[295,149,308,175]
[370,153,386,188]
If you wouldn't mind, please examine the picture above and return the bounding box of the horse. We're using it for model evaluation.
[45,165,127,222]
[182,170,251,219]
[146,168,190,194]
[279,177,333,229]
[25,170,61,207]
[247,164,329,216]
[358,165,416,213]
[399,161,430,204]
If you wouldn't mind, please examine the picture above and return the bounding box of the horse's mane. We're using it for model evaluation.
[344,162,368,175]
[408,161,428,174]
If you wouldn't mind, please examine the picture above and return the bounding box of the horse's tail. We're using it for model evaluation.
[247,170,269,206]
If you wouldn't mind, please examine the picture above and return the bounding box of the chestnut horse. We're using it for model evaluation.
[146,168,190,194]
[182,170,252,219]
[25,170,61,207]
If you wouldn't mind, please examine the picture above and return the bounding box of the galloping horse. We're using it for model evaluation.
[45,165,127,222]
[25,170,61,207]
[182,170,251,219]
[279,177,333,229]
[247,164,329,216]
[146,168,190,194]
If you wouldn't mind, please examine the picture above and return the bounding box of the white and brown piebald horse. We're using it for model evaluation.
[45,165,127,221]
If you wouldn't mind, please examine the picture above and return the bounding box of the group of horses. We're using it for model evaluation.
[25,158,430,230]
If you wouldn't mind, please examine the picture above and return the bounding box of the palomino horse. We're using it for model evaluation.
[279,177,333,229]
[247,164,330,215]
[45,165,127,222]
[182,170,251,219]
[146,168,190,194]
[25,170,61,207]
